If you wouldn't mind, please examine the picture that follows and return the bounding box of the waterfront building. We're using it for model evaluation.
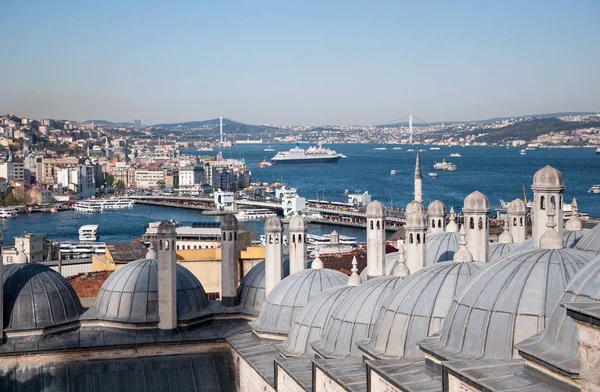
[134,167,165,189]
[178,165,204,187]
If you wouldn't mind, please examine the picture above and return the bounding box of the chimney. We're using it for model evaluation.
[157,221,177,330]
[288,215,307,275]
[265,216,283,296]
[221,214,239,307]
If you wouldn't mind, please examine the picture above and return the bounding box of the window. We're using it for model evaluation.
[409,233,414,244]
[513,217,517,226]
[432,220,436,228]
[478,217,483,229]
[438,219,442,227]
[469,217,474,229]
[540,195,545,210]
[269,235,273,244]
[416,233,421,244]
[520,217,523,226]
[292,234,296,243]
[370,221,373,230]
[376,220,380,230]
[298,234,302,243]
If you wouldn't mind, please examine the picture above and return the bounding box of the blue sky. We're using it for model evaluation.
[1,0,599,125]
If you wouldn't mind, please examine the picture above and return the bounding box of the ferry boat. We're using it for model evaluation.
[59,242,106,259]
[407,148,415,152]
[235,208,277,221]
[428,172,438,179]
[258,158,272,168]
[73,199,135,212]
[392,147,403,150]
[197,146,213,152]
[390,170,397,176]
[589,185,600,194]
[271,143,343,164]
[0,207,18,219]
[72,201,103,213]
[79,225,99,242]
[263,145,275,152]
[450,153,462,157]
[433,158,457,171]
[526,147,536,151]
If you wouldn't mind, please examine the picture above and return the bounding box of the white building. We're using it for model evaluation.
[56,165,95,198]
[178,166,203,188]
[134,169,165,189]
[0,162,25,182]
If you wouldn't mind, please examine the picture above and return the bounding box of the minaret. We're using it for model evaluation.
[539,204,563,250]
[463,191,490,262]
[565,198,582,231]
[508,198,527,243]
[288,215,307,275]
[414,153,423,203]
[221,214,239,307]
[405,210,428,274]
[391,245,410,277]
[157,221,177,330]
[453,225,474,263]
[347,256,362,286]
[446,207,459,232]
[265,216,283,296]
[498,216,514,244]
[427,200,446,235]
[531,165,565,248]
[366,200,386,279]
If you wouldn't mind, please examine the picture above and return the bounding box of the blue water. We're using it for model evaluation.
[2,145,598,244]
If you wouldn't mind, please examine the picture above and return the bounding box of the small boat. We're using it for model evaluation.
[450,153,462,157]
[526,147,536,151]
[258,158,272,168]
[589,185,600,194]
[428,172,438,179]
[392,147,403,150]
[264,145,275,152]
[520,149,526,155]
[374,147,387,151]
[407,149,415,152]
[418,149,426,152]
[429,147,440,151]
[197,146,212,152]
[596,147,600,155]
[390,170,397,176]
[50,208,58,213]
[433,158,457,171]
[0,207,18,219]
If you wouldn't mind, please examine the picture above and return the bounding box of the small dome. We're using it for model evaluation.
[277,285,355,357]
[221,213,239,230]
[488,242,518,263]
[508,199,527,215]
[427,200,446,217]
[406,200,425,215]
[406,211,427,229]
[237,258,291,315]
[516,255,600,376]
[288,214,306,231]
[311,276,405,358]
[265,216,283,232]
[420,247,592,361]
[426,232,460,264]
[575,224,600,256]
[250,267,347,336]
[157,220,177,235]
[517,229,589,251]
[94,259,208,323]
[360,252,403,280]
[463,191,490,212]
[359,261,483,359]
[532,165,565,190]
[3,263,82,331]
[366,200,386,218]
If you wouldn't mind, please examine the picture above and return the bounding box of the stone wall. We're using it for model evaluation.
[276,364,306,392]
[577,322,600,392]
[231,348,274,392]
[368,368,402,392]
[314,367,346,392]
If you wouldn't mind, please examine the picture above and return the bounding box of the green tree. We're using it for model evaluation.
[105,174,115,188]
[156,180,166,191]
[4,192,18,206]
[115,180,125,191]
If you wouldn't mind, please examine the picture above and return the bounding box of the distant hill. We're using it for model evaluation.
[151,118,282,137]
[80,120,134,126]
[152,118,236,129]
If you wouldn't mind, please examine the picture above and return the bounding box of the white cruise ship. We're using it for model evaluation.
[271,143,343,164]
[235,208,277,221]
[73,198,135,212]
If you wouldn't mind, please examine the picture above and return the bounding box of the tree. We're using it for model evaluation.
[156,180,166,191]
[115,180,125,191]
[105,174,115,188]
[4,192,18,206]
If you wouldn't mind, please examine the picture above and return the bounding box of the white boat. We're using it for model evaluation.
[520,149,527,155]
[73,199,135,212]
[374,147,387,151]
[0,207,18,219]
[429,147,440,151]
[73,201,102,213]
[596,147,600,155]
[390,170,397,176]
[235,208,277,221]
[392,147,403,150]
[418,149,426,152]
[450,153,462,157]
[60,242,106,258]
[197,146,213,152]
[79,225,99,242]
[589,185,600,194]
[258,158,272,168]
[526,147,536,151]
[264,145,275,152]
[407,149,415,152]
[428,172,438,179]
[433,158,457,171]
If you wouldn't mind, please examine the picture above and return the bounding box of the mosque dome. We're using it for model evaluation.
[265,216,283,232]
[249,266,347,336]
[516,229,589,251]
[427,200,446,216]
[575,224,600,256]
[419,247,592,361]
[532,165,565,190]
[288,214,306,231]
[3,263,82,331]
[463,191,490,212]
[426,232,460,264]
[359,252,404,280]
[508,199,527,215]
[366,200,386,218]
[405,200,425,215]
[406,211,427,228]
[359,261,483,360]
[277,284,355,357]
[237,257,290,315]
[311,276,405,358]
[516,254,600,377]
[94,259,208,324]
[488,242,519,263]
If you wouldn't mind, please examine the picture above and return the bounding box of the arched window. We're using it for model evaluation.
[292,234,296,243]
[423,233,426,243]
[438,219,442,227]
[234,232,237,240]
[432,220,436,228]
[486,218,488,229]
[228,232,232,241]
[513,217,517,226]
[160,241,163,250]
[269,235,273,244]
[540,195,545,210]
[275,235,279,244]
[164,240,169,250]
[551,195,556,209]
[469,217,474,229]
[298,234,302,243]
[376,220,380,230]
[409,233,414,244]
[416,233,421,244]
[559,195,562,209]
[478,217,483,229]
[519,217,523,226]
[370,221,373,230]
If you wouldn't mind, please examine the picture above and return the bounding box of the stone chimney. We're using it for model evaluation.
[157,221,177,330]
[288,215,307,274]
[221,214,239,307]
[265,216,283,296]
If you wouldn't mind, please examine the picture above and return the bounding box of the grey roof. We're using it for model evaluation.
[426,232,460,264]
[277,285,355,357]
[0,351,236,392]
[107,242,148,263]
[311,276,405,358]
[365,359,442,392]
[249,267,347,336]
[312,358,367,392]
[488,242,518,263]
[3,263,82,332]
[94,259,208,323]
[274,358,314,392]
[515,229,588,252]
[420,247,592,361]
[237,258,290,315]
[227,331,282,387]
[516,254,600,376]
[575,223,600,255]
[359,261,483,360]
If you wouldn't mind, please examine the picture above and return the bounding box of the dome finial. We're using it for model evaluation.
[540,203,563,249]
[14,238,28,264]
[145,241,157,259]
[312,252,324,269]
[446,207,458,232]
[453,225,473,262]
[347,256,361,286]
[498,216,513,244]
[391,246,410,277]
[565,197,582,231]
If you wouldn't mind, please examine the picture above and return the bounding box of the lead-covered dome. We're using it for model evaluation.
[463,191,490,212]
[311,276,405,358]
[508,199,527,215]
[288,214,306,231]
[532,165,564,190]
[427,200,446,216]
[516,255,600,377]
[265,216,283,232]
[249,267,347,337]
[426,232,460,264]
[405,200,425,215]
[366,200,386,217]
[237,257,290,315]
[94,259,208,324]
[420,247,592,361]
[277,284,355,357]
[359,261,483,360]
[575,224,600,256]
[516,229,589,251]
[488,242,519,263]
[3,263,82,331]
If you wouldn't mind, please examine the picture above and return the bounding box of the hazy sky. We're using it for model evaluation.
[1,0,599,125]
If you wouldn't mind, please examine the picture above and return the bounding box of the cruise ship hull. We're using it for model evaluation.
[272,156,342,164]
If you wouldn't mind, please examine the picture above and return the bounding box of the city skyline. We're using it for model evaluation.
[1,0,599,125]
